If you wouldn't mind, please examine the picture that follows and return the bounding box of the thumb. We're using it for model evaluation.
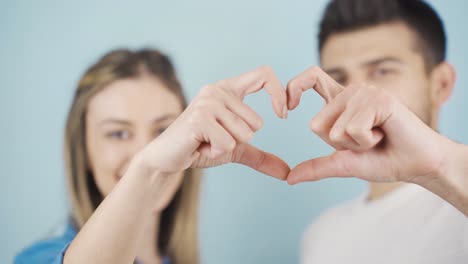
[287,151,359,185]
[233,143,290,180]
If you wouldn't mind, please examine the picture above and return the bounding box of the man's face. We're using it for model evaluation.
[320,22,434,126]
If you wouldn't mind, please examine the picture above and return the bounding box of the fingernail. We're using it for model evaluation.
[282,106,288,119]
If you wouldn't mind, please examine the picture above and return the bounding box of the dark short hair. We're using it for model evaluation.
[318,0,446,70]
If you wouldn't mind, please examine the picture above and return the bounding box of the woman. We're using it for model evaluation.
[15,48,289,264]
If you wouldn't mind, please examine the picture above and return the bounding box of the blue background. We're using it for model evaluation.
[1,0,467,263]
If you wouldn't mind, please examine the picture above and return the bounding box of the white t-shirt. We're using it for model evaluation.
[301,183,468,264]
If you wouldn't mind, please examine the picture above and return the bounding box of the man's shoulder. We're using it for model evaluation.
[303,197,361,240]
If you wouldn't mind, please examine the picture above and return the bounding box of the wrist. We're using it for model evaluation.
[418,138,468,216]
[443,141,468,215]
[435,139,465,185]
[126,152,169,184]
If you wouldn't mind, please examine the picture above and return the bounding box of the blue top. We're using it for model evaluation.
[14,223,171,264]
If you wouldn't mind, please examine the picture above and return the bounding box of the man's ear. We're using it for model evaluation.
[429,62,456,107]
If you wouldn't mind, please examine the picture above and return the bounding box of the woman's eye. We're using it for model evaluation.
[106,130,130,140]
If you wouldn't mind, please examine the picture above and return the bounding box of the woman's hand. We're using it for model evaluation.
[138,66,291,180]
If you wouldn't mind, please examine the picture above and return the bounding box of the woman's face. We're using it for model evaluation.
[85,75,184,211]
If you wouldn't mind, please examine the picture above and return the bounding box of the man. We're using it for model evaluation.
[285,0,468,263]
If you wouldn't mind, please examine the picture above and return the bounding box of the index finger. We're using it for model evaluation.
[286,66,344,110]
[218,66,288,119]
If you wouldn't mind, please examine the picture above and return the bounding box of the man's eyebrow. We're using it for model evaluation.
[324,57,403,74]
[361,57,403,67]
[323,67,345,76]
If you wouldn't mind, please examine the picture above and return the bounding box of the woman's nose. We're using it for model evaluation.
[129,133,155,157]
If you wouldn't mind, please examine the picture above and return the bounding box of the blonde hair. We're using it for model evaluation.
[64,48,201,264]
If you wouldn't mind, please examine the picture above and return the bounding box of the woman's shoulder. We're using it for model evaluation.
[14,223,76,264]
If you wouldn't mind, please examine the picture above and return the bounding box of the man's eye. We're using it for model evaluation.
[372,67,395,78]
[154,127,168,138]
[106,130,130,140]
[331,75,347,86]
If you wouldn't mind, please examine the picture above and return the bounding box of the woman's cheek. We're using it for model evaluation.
[94,145,129,196]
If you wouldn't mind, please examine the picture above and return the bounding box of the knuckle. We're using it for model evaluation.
[254,117,264,131]
[187,107,209,126]
[288,78,301,89]
[253,151,266,170]
[195,95,220,110]
[225,139,236,152]
[329,129,344,142]
[259,65,274,75]
[307,66,325,78]
[242,130,254,142]
[309,66,322,74]
[345,124,362,137]
[309,118,322,133]
[210,148,223,159]
[200,84,218,97]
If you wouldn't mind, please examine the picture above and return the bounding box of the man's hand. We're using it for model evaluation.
[286,66,448,184]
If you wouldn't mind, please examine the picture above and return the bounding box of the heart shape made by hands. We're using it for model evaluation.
[228,66,444,187]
